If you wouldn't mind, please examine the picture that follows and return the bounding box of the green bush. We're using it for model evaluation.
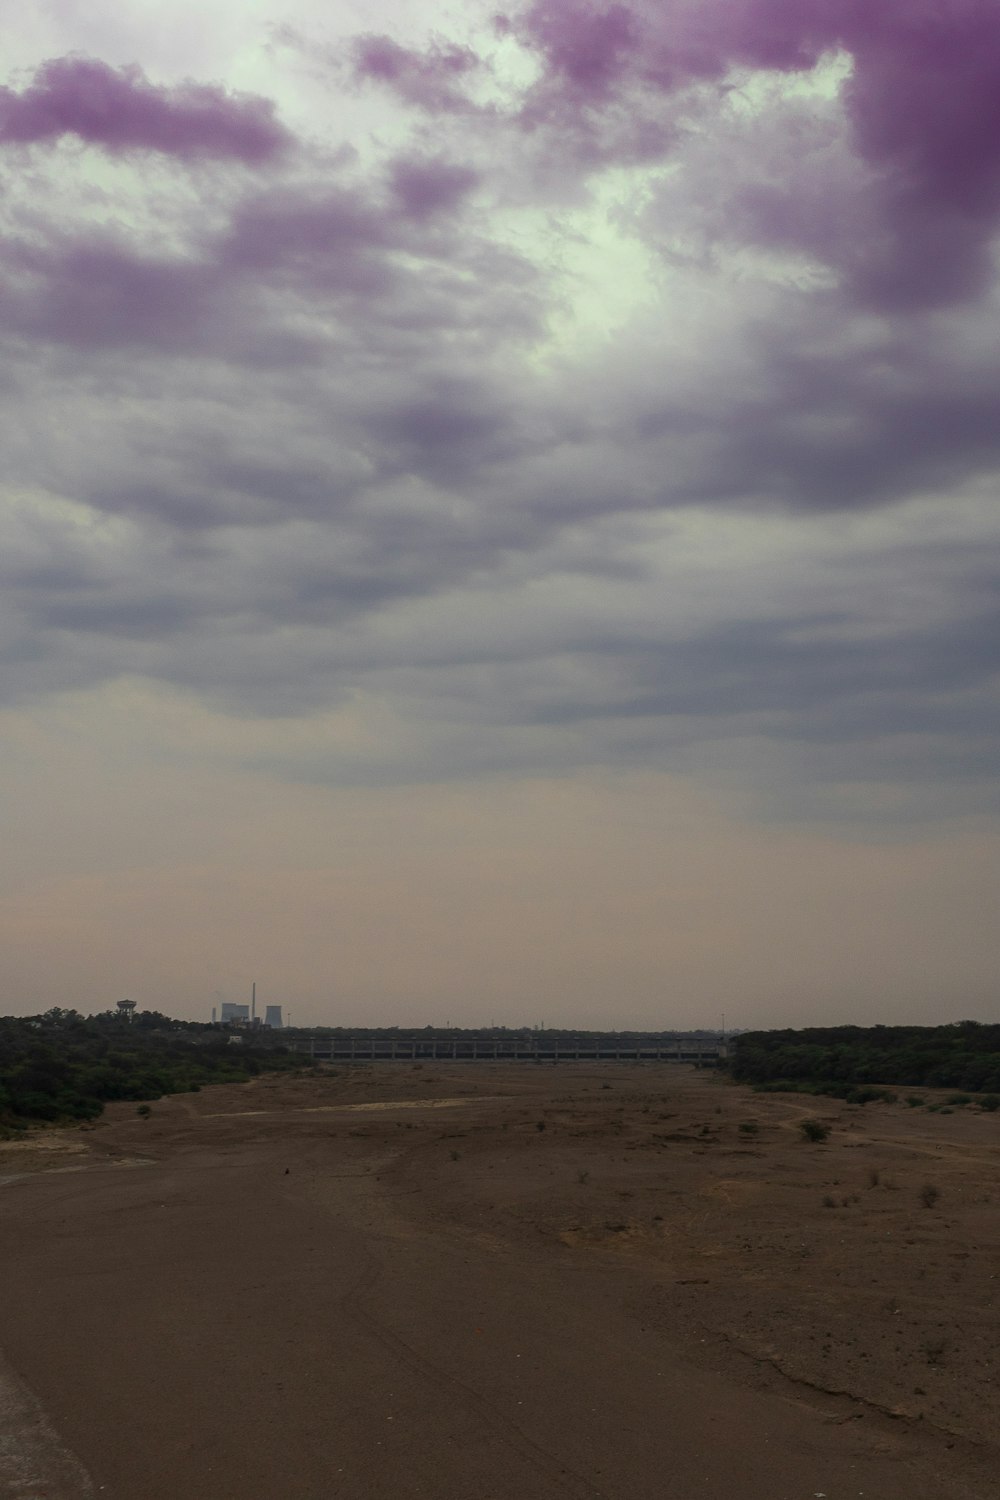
[730,1022,1000,1099]
[0,1009,302,1127]
[800,1119,830,1142]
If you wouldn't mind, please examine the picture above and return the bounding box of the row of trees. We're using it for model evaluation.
[0,1008,305,1129]
[731,1021,1000,1097]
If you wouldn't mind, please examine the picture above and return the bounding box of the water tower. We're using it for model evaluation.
[116,999,137,1022]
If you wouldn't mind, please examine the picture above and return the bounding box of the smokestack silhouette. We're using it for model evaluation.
[251,982,256,1022]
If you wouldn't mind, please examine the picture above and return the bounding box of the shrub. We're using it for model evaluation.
[739,1121,759,1135]
[136,1104,152,1118]
[919,1183,940,1208]
[800,1119,830,1142]
[980,1094,1000,1112]
[906,1095,926,1107]
[847,1087,896,1105]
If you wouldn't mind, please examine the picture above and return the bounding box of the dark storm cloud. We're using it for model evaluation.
[2,5,1000,820]
[636,305,1000,512]
[528,609,1000,727]
[0,56,293,161]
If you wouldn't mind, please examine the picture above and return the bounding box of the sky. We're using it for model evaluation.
[2,0,999,1030]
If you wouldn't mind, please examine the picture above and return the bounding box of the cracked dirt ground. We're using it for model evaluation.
[0,1063,996,1499]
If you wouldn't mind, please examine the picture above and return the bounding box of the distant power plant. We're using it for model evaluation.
[215,988,283,1028]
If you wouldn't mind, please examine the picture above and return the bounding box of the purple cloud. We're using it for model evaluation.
[352,34,481,113]
[0,56,293,162]
[504,0,1000,309]
[388,156,479,219]
[218,186,396,297]
[516,1,638,99]
[0,236,221,351]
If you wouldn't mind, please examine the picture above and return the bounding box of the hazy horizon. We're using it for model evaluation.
[3,1,999,1030]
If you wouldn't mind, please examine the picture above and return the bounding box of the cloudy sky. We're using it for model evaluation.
[2,0,999,1029]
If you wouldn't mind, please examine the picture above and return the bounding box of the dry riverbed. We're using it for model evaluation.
[0,1064,996,1499]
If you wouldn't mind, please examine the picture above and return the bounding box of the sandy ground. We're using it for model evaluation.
[0,1063,997,1499]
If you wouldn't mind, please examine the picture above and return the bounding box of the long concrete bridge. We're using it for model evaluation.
[290,1036,726,1064]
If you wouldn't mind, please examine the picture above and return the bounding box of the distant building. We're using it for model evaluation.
[264,1006,283,1029]
[220,1002,250,1024]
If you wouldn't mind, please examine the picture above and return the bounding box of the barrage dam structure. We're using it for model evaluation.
[289,1033,726,1064]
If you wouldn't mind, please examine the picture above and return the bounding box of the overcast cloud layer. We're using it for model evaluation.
[2,0,999,1024]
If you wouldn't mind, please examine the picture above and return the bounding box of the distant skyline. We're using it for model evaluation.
[2,1,999,1029]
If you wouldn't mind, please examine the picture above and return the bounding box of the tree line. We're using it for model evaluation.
[0,1009,306,1131]
[730,1021,1000,1100]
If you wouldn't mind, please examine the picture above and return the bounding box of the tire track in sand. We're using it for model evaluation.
[341,1252,610,1500]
